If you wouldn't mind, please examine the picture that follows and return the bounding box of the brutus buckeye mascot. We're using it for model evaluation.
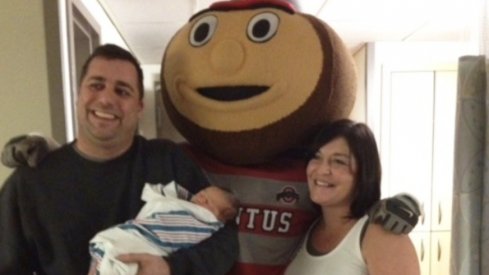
[161,0,357,273]
[160,1,419,273]
[2,1,420,274]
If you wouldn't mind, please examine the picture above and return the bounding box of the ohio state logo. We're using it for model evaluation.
[276,186,300,204]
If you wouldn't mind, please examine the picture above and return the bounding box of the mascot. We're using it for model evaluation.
[2,0,420,274]
[161,1,357,273]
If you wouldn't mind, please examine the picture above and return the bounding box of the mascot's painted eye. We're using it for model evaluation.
[247,12,279,43]
[189,15,217,47]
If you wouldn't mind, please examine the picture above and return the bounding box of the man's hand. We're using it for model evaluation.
[368,193,422,234]
[1,133,59,168]
[118,253,171,275]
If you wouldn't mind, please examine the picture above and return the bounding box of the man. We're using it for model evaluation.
[0,44,238,275]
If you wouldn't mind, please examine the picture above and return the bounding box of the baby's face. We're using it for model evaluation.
[191,186,232,222]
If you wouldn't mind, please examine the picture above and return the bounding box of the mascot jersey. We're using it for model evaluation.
[183,145,317,275]
[160,0,358,274]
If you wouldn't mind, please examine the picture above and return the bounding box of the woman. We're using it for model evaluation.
[285,119,420,275]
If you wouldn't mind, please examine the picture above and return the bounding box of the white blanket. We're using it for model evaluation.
[89,182,222,275]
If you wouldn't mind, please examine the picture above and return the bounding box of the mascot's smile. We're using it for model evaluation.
[174,78,286,112]
[197,86,268,101]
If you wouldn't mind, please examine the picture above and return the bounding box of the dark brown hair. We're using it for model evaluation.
[307,119,381,218]
[79,44,144,99]
[214,186,240,222]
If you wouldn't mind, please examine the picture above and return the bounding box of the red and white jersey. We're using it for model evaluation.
[182,145,318,275]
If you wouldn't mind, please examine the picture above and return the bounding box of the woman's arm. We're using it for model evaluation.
[362,223,420,275]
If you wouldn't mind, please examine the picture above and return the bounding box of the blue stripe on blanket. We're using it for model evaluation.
[89,243,105,259]
[117,211,220,252]
[149,210,222,227]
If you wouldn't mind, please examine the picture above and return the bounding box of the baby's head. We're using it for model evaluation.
[191,186,239,223]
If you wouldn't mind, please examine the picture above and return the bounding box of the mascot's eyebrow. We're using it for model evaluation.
[189,0,295,21]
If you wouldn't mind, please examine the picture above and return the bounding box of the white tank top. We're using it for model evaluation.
[284,215,368,275]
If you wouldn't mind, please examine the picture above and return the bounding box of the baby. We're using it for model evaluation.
[89,181,239,275]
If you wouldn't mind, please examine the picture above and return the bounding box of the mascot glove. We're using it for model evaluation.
[368,193,422,234]
[1,133,59,168]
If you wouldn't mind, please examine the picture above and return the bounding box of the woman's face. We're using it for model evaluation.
[306,137,357,209]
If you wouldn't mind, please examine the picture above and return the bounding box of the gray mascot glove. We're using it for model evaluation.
[368,193,421,234]
[1,133,60,168]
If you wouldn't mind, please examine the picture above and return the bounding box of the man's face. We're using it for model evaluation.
[76,57,143,151]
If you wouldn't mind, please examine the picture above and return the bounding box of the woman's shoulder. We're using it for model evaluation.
[363,222,415,252]
[361,222,420,275]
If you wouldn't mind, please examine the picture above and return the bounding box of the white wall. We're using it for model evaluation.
[351,46,367,122]
[0,1,58,185]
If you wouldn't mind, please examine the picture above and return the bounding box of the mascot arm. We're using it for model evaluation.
[1,135,422,237]
[368,193,421,234]
[1,133,59,168]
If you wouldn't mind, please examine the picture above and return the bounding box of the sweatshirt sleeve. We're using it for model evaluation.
[169,142,210,194]
[165,221,239,275]
[0,171,37,274]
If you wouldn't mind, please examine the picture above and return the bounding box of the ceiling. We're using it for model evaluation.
[97,0,476,65]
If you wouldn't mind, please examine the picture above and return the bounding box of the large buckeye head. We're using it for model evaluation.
[161,0,357,165]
